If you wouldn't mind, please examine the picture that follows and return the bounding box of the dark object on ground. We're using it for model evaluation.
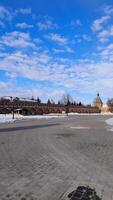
[68,186,102,200]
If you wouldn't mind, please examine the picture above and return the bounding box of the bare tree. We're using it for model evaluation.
[60,94,73,115]
[60,94,73,105]
[50,99,55,104]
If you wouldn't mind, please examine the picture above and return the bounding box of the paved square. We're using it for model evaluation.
[0,115,113,200]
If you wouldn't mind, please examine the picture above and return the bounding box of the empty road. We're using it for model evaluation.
[0,115,113,200]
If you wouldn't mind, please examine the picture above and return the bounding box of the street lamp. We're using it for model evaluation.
[11,96,14,119]
[66,101,69,116]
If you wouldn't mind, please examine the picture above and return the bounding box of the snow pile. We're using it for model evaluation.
[101,112,113,115]
[68,112,113,116]
[68,113,79,115]
[106,118,113,126]
[105,118,113,131]
[0,114,66,124]
[70,126,90,129]
[0,114,16,124]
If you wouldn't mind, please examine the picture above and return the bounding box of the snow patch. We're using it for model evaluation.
[105,118,113,131]
[70,126,90,129]
[0,114,66,124]
[68,112,113,116]
[106,118,113,126]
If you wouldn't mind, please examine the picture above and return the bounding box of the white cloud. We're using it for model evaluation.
[65,47,74,53]
[47,33,68,45]
[37,19,58,30]
[0,31,112,97]
[0,7,113,102]
[0,21,5,27]
[1,45,113,103]
[0,6,32,24]
[0,82,7,89]
[71,19,82,27]
[46,33,73,53]
[82,34,91,41]
[53,48,65,53]
[16,22,33,29]
[92,15,110,31]
[0,31,36,49]
[0,86,44,100]
[99,43,113,61]
[103,5,113,15]
[98,25,113,42]
[74,34,91,43]
[0,83,65,102]
[92,9,113,43]
[53,47,73,53]
[19,8,32,14]
[0,5,13,21]
[1,46,113,99]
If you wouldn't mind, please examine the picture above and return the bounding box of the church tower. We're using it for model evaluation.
[93,93,103,109]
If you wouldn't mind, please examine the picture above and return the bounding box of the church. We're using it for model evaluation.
[92,93,109,113]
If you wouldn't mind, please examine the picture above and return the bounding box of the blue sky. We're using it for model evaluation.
[0,0,113,104]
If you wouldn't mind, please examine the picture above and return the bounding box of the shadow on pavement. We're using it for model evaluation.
[0,123,60,133]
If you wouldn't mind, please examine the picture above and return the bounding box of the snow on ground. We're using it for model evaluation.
[106,118,113,126]
[70,126,90,129]
[105,118,113,131]
[68,112,113,115]
[0,114,66,124]
[0,112,113,125]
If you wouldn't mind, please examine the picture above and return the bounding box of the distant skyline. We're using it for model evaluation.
[0,0,113,104]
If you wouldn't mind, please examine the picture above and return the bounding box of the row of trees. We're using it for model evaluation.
[34,94,84,106]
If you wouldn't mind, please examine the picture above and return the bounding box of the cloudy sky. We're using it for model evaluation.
[0,0,113,104]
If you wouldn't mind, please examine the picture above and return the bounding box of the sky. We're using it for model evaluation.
[0,0,113,104]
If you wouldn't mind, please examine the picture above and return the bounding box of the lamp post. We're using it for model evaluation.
[66,103,69,116]
[11,97,14,119]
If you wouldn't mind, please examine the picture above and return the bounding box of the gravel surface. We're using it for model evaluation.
[0,115,113,200]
